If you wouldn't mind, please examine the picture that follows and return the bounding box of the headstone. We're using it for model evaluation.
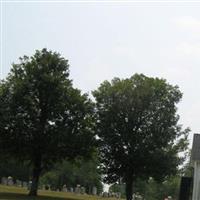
[70,187,74,193]
[62,184,67,192]
[28,181,32,190]
[16,180,22,187]
[116,192,121,199]
[80,187,85,194]
[7,176,13,186]
[75,185,81,194]
[1,177,7,185]
[92,186,97,195]
[191,134,200,200]
[103,192,108,197]
[22,181,28,188]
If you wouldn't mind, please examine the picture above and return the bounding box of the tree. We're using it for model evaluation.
[181,149,193,177]
[0,155,30,181]
[109,176,181,200]
[0,49,95,196]
[135,177,180,200]
[40,154,103,193]
[109,183,126,198]
[93,74,189,200]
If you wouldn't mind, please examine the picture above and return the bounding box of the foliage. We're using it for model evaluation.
[0,49,96,196]
[109,176,180,200]
[139,177,180,200]
[93,74,189,200]
[109,183,126,198]
[40,156,103,194]
[180,150,193,177]
[0,155,30,181]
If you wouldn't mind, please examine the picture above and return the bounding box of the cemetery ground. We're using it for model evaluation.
[0,185,120,200]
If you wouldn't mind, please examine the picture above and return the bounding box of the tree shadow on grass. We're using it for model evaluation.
[0,193,77,200]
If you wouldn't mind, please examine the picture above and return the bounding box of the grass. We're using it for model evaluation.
[0,185,120,200]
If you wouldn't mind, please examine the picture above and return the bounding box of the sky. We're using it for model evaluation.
[1,0,200,146]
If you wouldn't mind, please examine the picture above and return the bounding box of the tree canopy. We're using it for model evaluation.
[0,49,95,196]
[93,74,189,200]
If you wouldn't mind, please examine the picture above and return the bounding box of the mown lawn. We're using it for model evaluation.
[0,185,119,200]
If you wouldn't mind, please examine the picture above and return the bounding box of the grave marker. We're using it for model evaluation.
[191,134,200,200]
[1,177,7,185]
[7,176,13,186]
[92,186,97,195]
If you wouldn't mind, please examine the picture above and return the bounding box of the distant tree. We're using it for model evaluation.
[143,176,180,200]
[109,183,126,198]
[109,176,181,200]
[0,155,30,181]
[40,154,103,193]
[93,74,189,200]
[181,150,193,177]
[0,49,95,196]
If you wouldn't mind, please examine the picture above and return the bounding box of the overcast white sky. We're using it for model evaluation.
[1,1,200,144]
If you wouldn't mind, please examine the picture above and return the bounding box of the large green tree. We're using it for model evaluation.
[93,74,189,200]
[0,49,95,196]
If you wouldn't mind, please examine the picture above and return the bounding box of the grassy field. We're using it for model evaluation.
[0,185,120,200]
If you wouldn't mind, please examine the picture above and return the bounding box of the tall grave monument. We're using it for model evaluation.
[191,134,200,200]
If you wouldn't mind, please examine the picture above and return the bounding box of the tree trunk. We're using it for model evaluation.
[29,158,42,196]
[125,178,134,200]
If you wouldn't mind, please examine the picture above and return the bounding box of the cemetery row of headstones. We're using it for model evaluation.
[54,184,121,198]
[52,184,121,198]
[0,177,121,198]
[1,176,29,188]
[43,184,98,195]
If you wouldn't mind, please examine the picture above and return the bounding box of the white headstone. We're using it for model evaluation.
[92,186,97,195]
[7,176,13,186]
[80,187,85,194]
[22,181,28,188]
[70,187,74,193]
[62,185,67,192]
[75,185,81,194]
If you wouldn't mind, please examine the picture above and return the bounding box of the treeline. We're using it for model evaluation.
[0,155,103,194]
[0,49,190,200]
[40,157,103,193]
[110,177,180,199]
